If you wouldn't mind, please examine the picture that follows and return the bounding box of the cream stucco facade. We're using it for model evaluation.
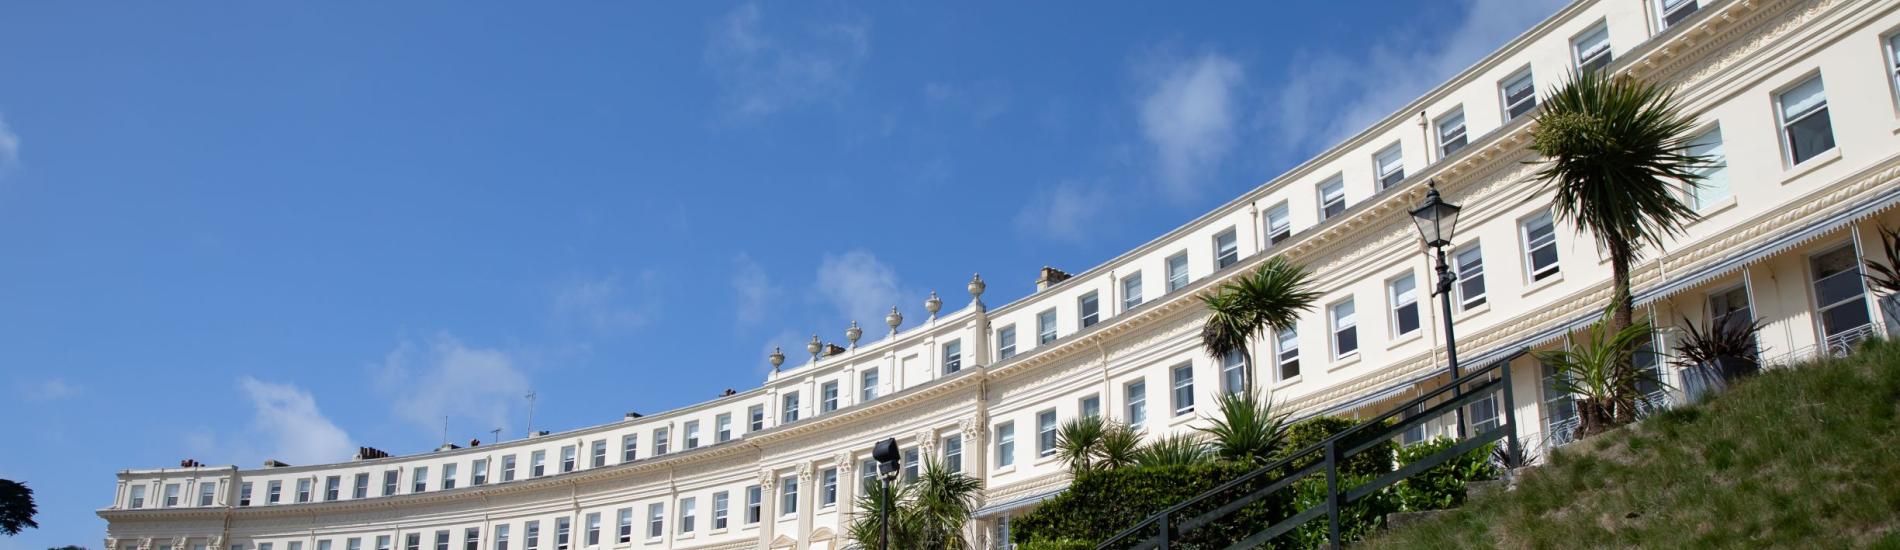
[101,0,1900,548]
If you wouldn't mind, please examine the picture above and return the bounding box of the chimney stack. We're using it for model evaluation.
[1036,266,1073,291]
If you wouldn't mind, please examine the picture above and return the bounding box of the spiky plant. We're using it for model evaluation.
[1054,415,1108,473]
[1535,307,1666,438]
[1095,422,1145,470]
[1196,390,1289,465]
[1199,257,1320,393]
[847,460,981,550]
[1672,314,1763,394]
[1864,225,1900,297]
[1133,433,1212,468]
[1529,69,1710,424]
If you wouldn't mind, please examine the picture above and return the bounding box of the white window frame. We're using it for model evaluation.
[941,340,962,374]
[1572,21,1612,73]
[781,391,800,424]
[654,427,670,455]
[1684,123,1730,211]
[1213,228,1240,268]
[1265,202,1292,245]
[1166,252,1190,291]
[1318,176,1347,220]
[1887,32,1900,109]
[1122,274,1144,311]
[1125,379,1147,425]
[1389,274,1420,338]
[1036,409,1058,457]
[995,422,1016,468]
[1171,363,1195,415]
[1500,67,1536,121]
[1436,108,1468,158]
[1657,0,1699,29]
[679,497,697,534]
[1079,394,1101,419]
[996,325,1016,359]
[821,380,839,412]
[1521,210,1561,282]
[861,367,881,401]
[1331,299,1359,359]
[1037,308,1058,344]
[1275,328,1300,381]
[683,421,700,449]
[1079,291,1101,328]
[1775,73,1835,167]
[1454,243,1487,311]
[1374,144,1404,190]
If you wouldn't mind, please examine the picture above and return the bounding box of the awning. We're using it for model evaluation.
[1297,350,1527,420]
[973,485,1068,518]
[1636,185,1900,305]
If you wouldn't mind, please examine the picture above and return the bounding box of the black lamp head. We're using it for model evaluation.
[872,438,901,475]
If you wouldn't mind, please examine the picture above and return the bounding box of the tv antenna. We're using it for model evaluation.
[525,390,538,437]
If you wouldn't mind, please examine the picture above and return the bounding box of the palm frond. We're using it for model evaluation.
[1195,390,1289,464]
[1133,433,1212,468]
[1054,415,1108,473]
[1863,225,1900,296]
[1528,70,1706,258]
[1095,422,1146,470]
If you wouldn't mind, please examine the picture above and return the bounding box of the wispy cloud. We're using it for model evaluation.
[552,271,661,334]
[814,249,903,327]
[704,2,871,119]
[375,334,531,441]
[921,79,1012,127]
[1138,52,1245,199]
[0,114,19,168]
[731,253,777,326]
[1016,180,1113,243]
[1267,0,1565,153]
[19,378,79,402]
[211,377,356,466]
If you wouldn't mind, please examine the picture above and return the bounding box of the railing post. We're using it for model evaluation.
[1500,358,1523,468]
[1157,511,1170,550]
[1325,439,1342,550]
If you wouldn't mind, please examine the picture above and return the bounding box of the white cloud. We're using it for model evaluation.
[20,378,79,402]
[552,271,660,333]
[1138,52,1244,199]
[375,334,531,440]
[731,253,777,326]
[1267,0,1566,152]
[814,249,903,326]
[704,2,871,119]
[0,114,18,168]
[1016,180,1113,243]
[235,377,355,465]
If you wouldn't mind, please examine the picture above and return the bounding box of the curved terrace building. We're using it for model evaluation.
[102,0,1900,548]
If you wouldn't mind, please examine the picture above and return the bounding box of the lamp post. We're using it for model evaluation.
[872,438,902,550]
[1410,180,1468,439]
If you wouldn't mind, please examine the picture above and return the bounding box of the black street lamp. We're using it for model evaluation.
[871,438,902,550]
[1410,180,1468,439]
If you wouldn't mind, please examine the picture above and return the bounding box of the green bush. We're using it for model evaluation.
[1392,437,1501,512]
[1284,473,1401,549]
[1011,462,1296,549]
[1276,416,1396,478]
[1015,539,1096,550]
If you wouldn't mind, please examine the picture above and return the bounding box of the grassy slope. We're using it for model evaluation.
[1362,339,1900,549]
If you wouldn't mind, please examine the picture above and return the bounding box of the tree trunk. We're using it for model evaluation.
[1243,344,1257,395]
[1608,243,1638,425]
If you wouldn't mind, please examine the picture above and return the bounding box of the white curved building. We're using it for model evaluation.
[101,0,1900,548]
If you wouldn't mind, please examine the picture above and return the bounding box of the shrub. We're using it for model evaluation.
[1011,462,1295,549]
[1276,416,1396,478]
[1286,473,1400,549]
[1392,438,1500,512]
[1015,539,1095,550]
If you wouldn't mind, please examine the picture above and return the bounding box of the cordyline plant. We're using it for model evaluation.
[1535,306,1667,438]
[1199,257,1320,393]
[1672,314,1763,396]
[1528,69,1711,425]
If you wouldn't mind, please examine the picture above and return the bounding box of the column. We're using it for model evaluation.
[794,464,815,550]
[755,470,778,548]
[832,453,857,536]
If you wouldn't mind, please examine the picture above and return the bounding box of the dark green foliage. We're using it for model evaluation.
[1285,473,1401,549]
[1198,391,1290,465]
[0,479,37,536]
[1014,539,1095,550]
[1011,462,1295,549]
[846,460,982,550]
[1201,257,1320,390]
[1276,416,1395,478]
[1391,438,1501,512]
[1131,433,1212,468]
[1055,415,1108,473]
[1364,339,1900,548]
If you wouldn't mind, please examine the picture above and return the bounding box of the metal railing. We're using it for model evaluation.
[1095,349,1527,550]
[1825,324,1877,357]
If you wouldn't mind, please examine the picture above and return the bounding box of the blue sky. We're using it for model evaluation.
[0,1,1563,547]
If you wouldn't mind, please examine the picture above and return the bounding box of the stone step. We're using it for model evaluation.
[1384,509,1452,530]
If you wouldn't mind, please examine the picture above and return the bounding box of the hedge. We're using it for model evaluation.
[1010,462,1295,549]
[1392,437,1500,512]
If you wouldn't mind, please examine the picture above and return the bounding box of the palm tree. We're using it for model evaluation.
[1529,69,1709,424]
[1096,423,1145,470]
[0,480,36,536]
[1054,416,1108,473]
[1197,391,1289,465]
[1199,257,1320,393]
[1535,307,1666,438]
[847,460,982,550]
[1133,434,1213,468]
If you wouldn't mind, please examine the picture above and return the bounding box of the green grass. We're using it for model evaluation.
[1361,339,1900,549]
